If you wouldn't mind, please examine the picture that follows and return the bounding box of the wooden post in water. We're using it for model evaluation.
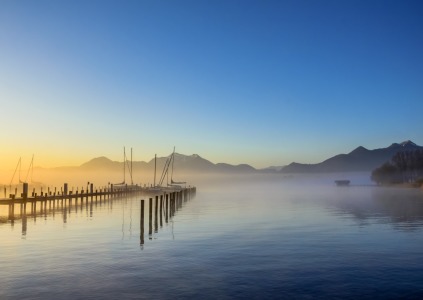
[178,191,181,208]
[140,199,144,245]
[165,194,169,223]
[33,200,37,221]
[160,195,163,227]
[8,203,15,221]
[175,192,179,211]
[172,192,176,216]
[22,182,28,200]
[168,193,172,217]
[154,195,158,233]
[149,198,152,239]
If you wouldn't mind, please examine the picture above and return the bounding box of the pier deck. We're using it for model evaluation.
[0,184,196,205]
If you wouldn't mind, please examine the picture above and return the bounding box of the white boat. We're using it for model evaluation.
[113,147,135,188]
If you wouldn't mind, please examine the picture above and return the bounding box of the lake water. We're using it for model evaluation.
[1,174,423,299]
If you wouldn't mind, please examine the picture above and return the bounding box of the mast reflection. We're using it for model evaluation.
[0,188,197,244]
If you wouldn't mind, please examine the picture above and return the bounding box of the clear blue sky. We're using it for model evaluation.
[0,0,422,169]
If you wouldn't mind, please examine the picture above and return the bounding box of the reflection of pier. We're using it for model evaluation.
[0,183,143,227]
[140,188,196,246]
[0,184,196,244]
[0,182,196,239]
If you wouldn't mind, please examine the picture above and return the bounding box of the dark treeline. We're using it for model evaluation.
[371,150,423,185]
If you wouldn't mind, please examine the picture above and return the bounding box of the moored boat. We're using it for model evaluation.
[335,180,350,186]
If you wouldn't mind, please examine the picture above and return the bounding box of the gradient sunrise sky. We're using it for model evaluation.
[1,0,422,170]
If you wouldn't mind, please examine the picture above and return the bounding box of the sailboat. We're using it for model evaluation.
[167,148,186,190]
[114,147,134,187]
[158,148,186,191]
[9,157,23,190]
[25,155,43,186]
[146,147,188,193]
[8,155,43,193]
[146,154,164,192]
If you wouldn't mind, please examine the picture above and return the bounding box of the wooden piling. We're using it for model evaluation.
[140,199,144,245]
[149,198,152,238]
[22,183,28,200]
[154,196,158,233]
[165,194,169,223]
[160,195,163,227]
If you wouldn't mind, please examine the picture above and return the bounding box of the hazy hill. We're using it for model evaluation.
[281,140,423,173]
[80,156,123,171]
[78,153,256,174]
[49,140,423,176]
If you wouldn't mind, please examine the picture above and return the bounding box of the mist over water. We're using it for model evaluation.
[1,173,423,299]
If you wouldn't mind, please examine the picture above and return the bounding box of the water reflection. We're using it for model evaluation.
[0,189,196,245]
[328,186,423,230]
[0,195,111,236]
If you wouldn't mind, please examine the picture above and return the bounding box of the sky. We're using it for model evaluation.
[0,0,422,171]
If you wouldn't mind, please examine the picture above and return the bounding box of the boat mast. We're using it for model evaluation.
[31,155,34,183]
[9,157,21,189]
[25,154,34,183]
[154,154,157,187]
[123,147,126,184]
[171,146,175,183]
[19,157,21,183]
[131,148,133,185]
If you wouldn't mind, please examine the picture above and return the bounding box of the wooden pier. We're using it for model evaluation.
[0,182,196,205]
[0,182,196,229]
[0,181,196,249]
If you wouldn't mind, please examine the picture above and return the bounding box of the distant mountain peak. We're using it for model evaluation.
[80,156,116,169]
[389,140,418,148]
[400,140,417,147]
[82,156,112,165]
[281,140,423,173]
[349,146,368,154]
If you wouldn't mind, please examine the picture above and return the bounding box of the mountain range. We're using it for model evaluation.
[280,140,423,173]
[78,153,256,174]
[71,140,422,174]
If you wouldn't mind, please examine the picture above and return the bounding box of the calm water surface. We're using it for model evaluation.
[1,174,423,299]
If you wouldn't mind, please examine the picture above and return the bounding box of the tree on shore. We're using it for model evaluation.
[371,150,423,185]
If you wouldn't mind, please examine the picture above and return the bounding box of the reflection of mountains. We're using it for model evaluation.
[329,188,423,230]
